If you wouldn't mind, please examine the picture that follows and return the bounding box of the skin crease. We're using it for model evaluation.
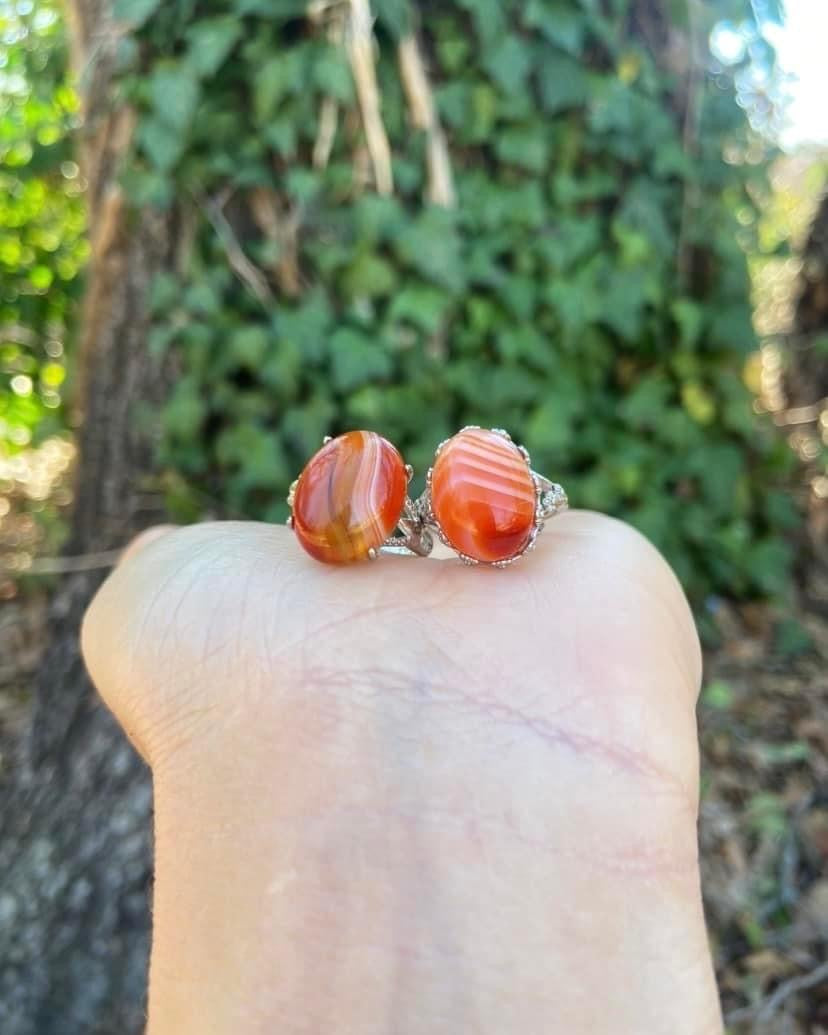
[81,511,724,1035]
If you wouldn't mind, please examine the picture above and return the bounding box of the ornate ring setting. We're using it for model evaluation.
[287,427,567,567]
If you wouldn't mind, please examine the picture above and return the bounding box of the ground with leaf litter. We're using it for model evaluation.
[701,581,828,1033]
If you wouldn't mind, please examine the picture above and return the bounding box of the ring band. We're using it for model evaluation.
[287,428,567,566]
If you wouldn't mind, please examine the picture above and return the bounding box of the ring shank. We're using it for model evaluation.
[533,472,568,521]
[381,500,434,558]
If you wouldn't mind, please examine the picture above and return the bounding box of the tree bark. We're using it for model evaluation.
[791,192,828,405]
[788,193,828,596]
[0,3,173,1030]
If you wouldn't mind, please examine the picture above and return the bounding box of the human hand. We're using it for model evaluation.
[82,512,723,1034]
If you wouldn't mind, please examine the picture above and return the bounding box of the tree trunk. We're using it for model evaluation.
[788,193,828,597]
[0,3,173,1030]
[791,192,828,406]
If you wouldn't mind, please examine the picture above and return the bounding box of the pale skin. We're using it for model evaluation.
[81,511,724,1034]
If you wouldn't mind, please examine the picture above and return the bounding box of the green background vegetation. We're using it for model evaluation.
[0,0,86,450]
[3,0,801,605]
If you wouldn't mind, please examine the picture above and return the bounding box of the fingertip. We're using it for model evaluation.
[81,526,176,713]
[80,521,294,767]
[541,509,703,698]
[119,524,178,565]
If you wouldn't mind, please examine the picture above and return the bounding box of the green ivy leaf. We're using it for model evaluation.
[313,47,353,102]
[282,396,336,456]
[456,0,506,47]
[186,17,243,78]
[229,324,269,368]
[495,127,549,172]
[262,120,297,157]
[484,36,532,94]
[375,0,412,39]
[138,118,186,171]
[671,298,704,348]
[254,56,299,124]
[388,285,450,333]
[708,302,755,352]
[523,0,584,54]
[234,0,308,16]
[216,422,289,489]
[599,269,650,340]
[526,397,574,452]
[437,33,471,75]
[681,381,716,426]
[341,252,398,299]
[537,53,590,113]
[392,211,464,291]
[164,376,207,439]
[149,271,181,314]
[149,63,201,132]
[183,280,222,316]
[330,329,393,392]
[276,290,332,364]
[619,377,672,428]
[113,0,162,27]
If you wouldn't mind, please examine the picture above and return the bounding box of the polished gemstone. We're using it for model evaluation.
[292,431,407,564]
[430,428,536,563]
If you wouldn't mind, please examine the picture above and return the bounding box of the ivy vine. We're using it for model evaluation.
[115,0,796,604]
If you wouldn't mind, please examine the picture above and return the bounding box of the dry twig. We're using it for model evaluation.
[725,959,828,1026]
[249,188,302,297]
[310,1,346,170]
[202,193,273,306]
[398,33,455,207]
[345,0,393,195]
[313,96,340,170]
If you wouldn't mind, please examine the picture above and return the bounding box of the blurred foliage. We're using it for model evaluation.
[87,0,810,600]
[0,0,86,452]
[113,0,799,604]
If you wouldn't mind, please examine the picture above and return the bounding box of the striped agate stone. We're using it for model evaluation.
[292,431,407,564]
[431,428,536,563]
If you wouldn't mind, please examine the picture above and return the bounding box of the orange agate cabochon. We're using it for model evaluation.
[292,431,407,564]
[431,428,536,563]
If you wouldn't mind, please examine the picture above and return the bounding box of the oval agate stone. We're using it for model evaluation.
[292,431,408,564]
[430,428,536,563]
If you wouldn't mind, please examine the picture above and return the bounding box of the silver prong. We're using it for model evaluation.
[286,514,294,529]
[518,444,531,463]
[405,463,413,482]
[367,547,378,560]
[286,478,299,508]
[322,435,332,444]
[491,427,511,440]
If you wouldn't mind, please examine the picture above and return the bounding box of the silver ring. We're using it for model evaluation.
[415,426,567,567]
[287,428,567,566]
